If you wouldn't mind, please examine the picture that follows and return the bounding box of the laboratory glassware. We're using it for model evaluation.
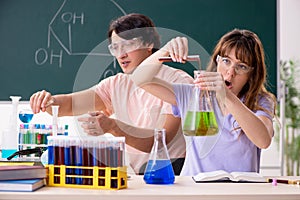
[183,70,219,136]
[143,128,175,184]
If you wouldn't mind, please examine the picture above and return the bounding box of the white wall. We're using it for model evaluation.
[260,0,300,176]
[279,0,300,62]
[261,0,300,176]
[275,0,300,176]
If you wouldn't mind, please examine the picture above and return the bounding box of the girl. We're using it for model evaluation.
[131,29,276,176]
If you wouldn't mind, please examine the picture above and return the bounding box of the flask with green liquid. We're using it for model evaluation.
[183,71,219,136]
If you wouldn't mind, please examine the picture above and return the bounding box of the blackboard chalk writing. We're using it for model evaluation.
[0,0,277,100]
[61,12,84,25]
[35,48,63,68]
[35,0,87,69]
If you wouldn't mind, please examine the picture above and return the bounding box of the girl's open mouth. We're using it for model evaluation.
[225,80,232,87]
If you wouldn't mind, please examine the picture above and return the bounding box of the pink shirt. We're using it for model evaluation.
[94,64,193,174]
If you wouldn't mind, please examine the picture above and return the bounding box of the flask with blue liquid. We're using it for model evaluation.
[143,128,175,184]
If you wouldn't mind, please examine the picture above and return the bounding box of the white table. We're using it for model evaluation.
[1,176,300,200]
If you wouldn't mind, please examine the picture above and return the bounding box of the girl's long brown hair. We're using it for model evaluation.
[207,29,276,117]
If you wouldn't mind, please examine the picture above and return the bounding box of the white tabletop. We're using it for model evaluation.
[1,176,300,200]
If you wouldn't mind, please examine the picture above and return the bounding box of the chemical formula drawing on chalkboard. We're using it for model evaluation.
[0,0,277,100]
[34,0,122,70]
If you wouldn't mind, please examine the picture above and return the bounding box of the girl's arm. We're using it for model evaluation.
[225,91,273,149]
[131,37,189,105]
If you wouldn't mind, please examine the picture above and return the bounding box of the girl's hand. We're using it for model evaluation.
[194,71,227,113]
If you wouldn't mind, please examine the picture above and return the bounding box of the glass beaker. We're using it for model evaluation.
[183,70,219,136]
[143,128,175,184]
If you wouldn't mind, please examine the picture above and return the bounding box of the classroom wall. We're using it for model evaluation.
[259,0,300,176]
[279,0,300,62]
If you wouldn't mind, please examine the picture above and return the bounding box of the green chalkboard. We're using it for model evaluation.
[0,0,277,100]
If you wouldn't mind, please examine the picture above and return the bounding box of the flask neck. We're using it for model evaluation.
[154,128,165,140]
[149,128,170,160]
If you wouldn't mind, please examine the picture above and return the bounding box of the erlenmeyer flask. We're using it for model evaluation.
[183,70,219,136]
[143,129,175,184]
[19,108,34,123]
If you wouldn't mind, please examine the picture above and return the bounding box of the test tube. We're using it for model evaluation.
[51,105,59,136]
[75,138,83,184]
[82,138,91,185]
[28,124,35,145]
[24,124,29,144]
[117,137,125,167]
[111,139,118,168]
[54,136,65,184]
[87,138,94,185]
[106,140,112,167]
[69,137,77,184]
[47,136,54,165]
[18,124,25,147]
[33,124,40,145]
[92,140,99,166]
[39,124,46,145]
[64,138,71,184]
[158,55,200,62]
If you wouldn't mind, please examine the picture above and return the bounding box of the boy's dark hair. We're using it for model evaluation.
[108,13,161,53]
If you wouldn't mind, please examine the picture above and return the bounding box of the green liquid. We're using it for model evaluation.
[183,111,219,136]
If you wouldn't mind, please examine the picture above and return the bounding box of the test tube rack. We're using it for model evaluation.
[47,165,127,189]
[18,123,69,158]
[46,136,127,190]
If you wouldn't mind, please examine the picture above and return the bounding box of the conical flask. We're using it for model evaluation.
[143,128,175,184]
[183,70,219,136]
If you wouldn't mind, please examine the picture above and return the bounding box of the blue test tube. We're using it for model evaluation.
[47,136,54,165]
[64,137,71,184]
[75,138,83,184]
[87,138,94,185]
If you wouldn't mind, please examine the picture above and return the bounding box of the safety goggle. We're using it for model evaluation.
[108,37,144,57]
[216,55,253,75]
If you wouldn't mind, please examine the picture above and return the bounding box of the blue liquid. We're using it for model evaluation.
[19,113,34,123]
[75,146,83,184]
[64,146,72,184]
[2,149,18,159]
[48,145,54,164]
[143,159,175,184]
